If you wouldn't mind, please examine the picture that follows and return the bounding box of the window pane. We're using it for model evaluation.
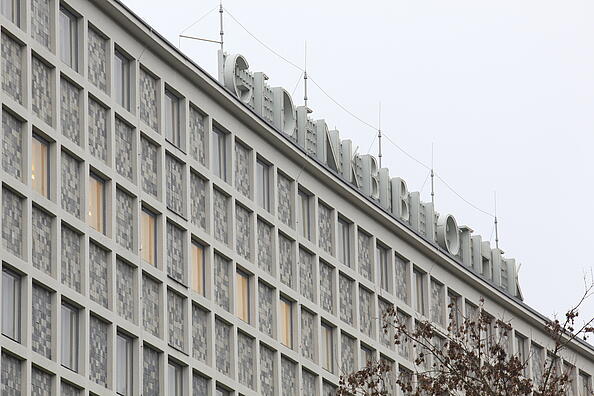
[191,243,205,295]
[280,298,292,348]
[32,136,49,197]
[88,175,105,233]
[165,91,180,146]
[414,270,425,315]
[61,304,78,371]
[141,210,156,266]
[114,51,130,110]
[298,191,310,240]
[1,0,19,25]
[322,324,333,372]
[117,334,132,395]
[1,270,20,341]
[168,363,182,396]
[256,160,269,210]
[212,129,227,180]
[59,8,77,70]
[235,271,249,322]
[338,219,350,266]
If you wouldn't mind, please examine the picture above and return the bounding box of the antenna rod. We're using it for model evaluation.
[304,41,308,107]
[494,191,500,249]
[219,0,224,52]
[430,143,435,207]
[378,102,382,168]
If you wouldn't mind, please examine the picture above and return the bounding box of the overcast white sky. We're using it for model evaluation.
[122,0,594,325]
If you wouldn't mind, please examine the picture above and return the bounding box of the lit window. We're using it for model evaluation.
[168,362,183,396]
[235,270,250,323]
[414,269,425,315]
[321,323,334,372]
[298,190,311,240]
[116,333,133,396]
[61,303,79,372]
[141,209,157,266]
[377,245,389,291]
[279,298,293,348]
[1,0,20,26]
[212,127,227,181]
[191,242,205,296]
[256,159,270,211]
[31,135,50,198]
[88,174,105,233]
[114,50,130,110]
[337,218,351,266]
[59,7,78,71]
[165,90,181,147]
[1,269,20,342]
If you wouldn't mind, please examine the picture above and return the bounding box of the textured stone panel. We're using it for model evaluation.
[237,332,255,389]
[378,299,393,349]
[235,204,251,261]
[2,188,22,257]
[189,106,207,166]
[140,68,158,131]
[143,346,160,396]
[339,274,354,326]
[116,259,135,322]
[31,367,52,396]
[358,231,372,281]
[277,174,292,227]
[214,254,230,311]
[142,275,160,337]
[299,249,314,302]
[166,222,185,283]
[257,219,273,274]
[234,142,250,197]
[258,282,274,337]
[32,56,52,125]
[395,255,408,303]
[141,137,159,197]
[115,118,134,181]
[31,0,51,48]
[2,110,22,180]
[323,382,337,396]
[431,279,445,327]
[281,357,297,396]
[318,203,333,255]
[359,287,373,338]
[32,284,52,359]
[302,370,317,396]
[61,382,80,396]
[301,309,315,361]
[192,305,208,362]
[168,290,185,350]
[60,78,81,145]
[193,374,208,396]
[61,151,80,217]
[319,261,334,314]
[89,316,108,387]
[260,345,275,396]
[215,319,231,376]
[1,353,20,396]
[213,189,229,244]
[279,235,294,288]
[32,207,52,275]
[89,242,109,308]
[2,34,22,104]
[61,226,81,292]
[166,154,185,215]
[341,333,356,375]
[88,98,108,162]
[88,28,107,92]
[190,173,207,230]
[116,189,134,251]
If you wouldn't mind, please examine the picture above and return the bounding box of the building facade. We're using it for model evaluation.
[0,0,592,395]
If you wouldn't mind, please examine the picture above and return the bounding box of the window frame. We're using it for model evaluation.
[279,297,293,349]
[191,241,205,296]
[59,6,79,71]
[235,269,250,323]
[164,89,181,148]
[1,0,20,26]
[298,189,311,240]
[61,302,79,372]
[337,217,351,267]
[413,268,426,316]
[212,127,228,182]
[1,268,21,342]
[256,159,270,211]
[376,244,389,291]
[141,208,158,267]
[114,49,131,111]
[88,173,106,233]
[167,361,183,396]
[31,134,50,198]
[116,332,133,396]
[321,322,334,373]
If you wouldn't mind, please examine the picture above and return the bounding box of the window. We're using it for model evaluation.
[337,218,351,266]
[1,0,19,26]
[298,190,311,240]
[88,174,105,233]
[165,90,181,147]
[116,333,133,396]
[59,7,78,71]
[448,292,460,330]
[413,269,426,315]
[168,362,183,396]
[212,127,227,181]
[32,135,50,197]
[580,372,592,396]
[279,298,293,348]
[377,245,389,291]
[191,242,205,296]
[321,323,334,372]
[114,50,131,110]
[216,388,230,396]
[235,270,250,323]
[1,269,20,342]
[360,345,374,368]
[515,333,526,368]
[256,159,270,211]
[141,209,157,266]
[61,303,79,372]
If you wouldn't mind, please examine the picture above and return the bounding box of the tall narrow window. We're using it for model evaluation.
[580,372,592,396]
[165,90,180,147]
[448,292,460,330]
[88,174,105,233]
[279,298,293,348]
[141,209,157,266]
[377,245,389,291]
[298,190,311,240]
[337,218,350,266]
[168,362,183,396]
[191,242,205,296]
[1,269,20,342]
[116,333,133,396]
[212,127,227,181]
[256,160,270,211]
[515,333,526,368]
[321,323,334,372]
[114,50,130,110]
[59,7,78,71]
[414,269,425,315]
[32,135,50,197]
[1,0,19,26]
[61,303,79,372]
[360,345,374,368]
[216,388,230,396]
[235,270,250,323]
